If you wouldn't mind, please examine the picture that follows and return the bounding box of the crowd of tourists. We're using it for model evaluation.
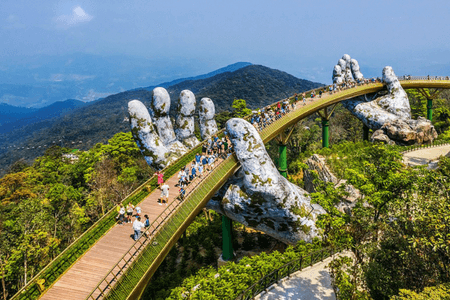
[175,135,233,201]
[116,202,150,240]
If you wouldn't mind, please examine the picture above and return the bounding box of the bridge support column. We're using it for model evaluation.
[278,143,287,178]
[417,88,441,122]
[317,105,337,149]
[275,126,295,178]
[427,99,433,122]
[322,118,329,148]
[221,215,234,261]
[363,124,370,141]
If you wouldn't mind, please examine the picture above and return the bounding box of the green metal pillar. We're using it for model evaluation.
[222,215,234,260]
[322,118,329,148]
[278,143,287,178]
[427,99,433,122]
[363,124,370,141]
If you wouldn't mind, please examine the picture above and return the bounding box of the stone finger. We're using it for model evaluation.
[128,100,169,169]
[174,90,199,148]
[150,87,178,145]
[350,58,364,81]
[198,97,218,139]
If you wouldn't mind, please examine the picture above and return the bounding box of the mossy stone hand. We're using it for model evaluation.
[128,87,218,169]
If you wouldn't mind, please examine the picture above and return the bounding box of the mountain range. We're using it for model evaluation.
[0,64,322,174]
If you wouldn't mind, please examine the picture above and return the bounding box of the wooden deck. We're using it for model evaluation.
[39,166,210,300]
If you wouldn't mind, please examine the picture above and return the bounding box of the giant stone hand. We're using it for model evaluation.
[207,118,325,244]
[334,54,437,145]
[128,87,218,170]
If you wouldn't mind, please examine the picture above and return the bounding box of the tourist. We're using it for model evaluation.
[117,204,125,225]
[135,205,141,217]
[178,187,186,200]
[132,216,145,241]
[157,171,164,189]
[208,154,216,170]
[195,152,201,165]
[198,162,204,178]
[126,203,135,223]
[190,162,197,181]
[177,168,186,187]
[144,214,150,228]
[160,182,170,205]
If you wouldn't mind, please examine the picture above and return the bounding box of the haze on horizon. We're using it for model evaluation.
[1,0,450,106]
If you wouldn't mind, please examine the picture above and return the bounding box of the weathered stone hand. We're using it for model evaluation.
[207,118,325,244]
[128,87,218,169]
[334,54,437,145]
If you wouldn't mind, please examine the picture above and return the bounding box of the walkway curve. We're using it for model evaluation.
[403,144,450,167]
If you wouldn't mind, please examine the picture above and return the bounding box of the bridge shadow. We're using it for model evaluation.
[257,268,335,300]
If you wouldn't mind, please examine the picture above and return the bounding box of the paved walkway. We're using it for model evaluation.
[403,145,450,167]
[255,255,338,300]
[39,163,217,300]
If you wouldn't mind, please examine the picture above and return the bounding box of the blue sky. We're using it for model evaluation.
[2,0,450,86]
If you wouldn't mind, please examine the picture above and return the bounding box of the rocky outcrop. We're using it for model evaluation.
[303,154,360,212]
[206,118,325,245]
[334,55,438,145]
[303,154,338,193]
[371,117,437,145]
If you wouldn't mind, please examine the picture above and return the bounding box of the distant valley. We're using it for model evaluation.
[0,64,323,174]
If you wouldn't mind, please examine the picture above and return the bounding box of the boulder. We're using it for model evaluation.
[303,154,338,193]
[303,154,360,212]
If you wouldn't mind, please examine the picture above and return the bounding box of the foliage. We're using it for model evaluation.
[231,99,252,118]
[310,142,450,299]
[161,238,323,300]
[391,282,450,300]
[0,132,151,299]
[406,88,450,134]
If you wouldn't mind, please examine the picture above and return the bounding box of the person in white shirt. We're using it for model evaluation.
[135,206,141,217]
[133,217,145,241]
[160,183,170,205]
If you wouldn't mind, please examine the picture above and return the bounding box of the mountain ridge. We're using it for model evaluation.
[0,64,323,174]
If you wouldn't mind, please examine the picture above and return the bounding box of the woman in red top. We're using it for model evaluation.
[157,171,164,189]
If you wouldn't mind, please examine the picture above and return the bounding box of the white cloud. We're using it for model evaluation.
[49,73,96,82]
[56,6,93,27]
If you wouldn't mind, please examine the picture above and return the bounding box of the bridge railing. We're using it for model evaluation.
[234,245,346,300]
[401,140,450,154]
[398,75,450,81]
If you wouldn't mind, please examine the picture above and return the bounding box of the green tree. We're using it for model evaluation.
[231,99,251,118]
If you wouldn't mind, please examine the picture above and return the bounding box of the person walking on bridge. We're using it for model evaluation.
[132,217,145,241]
[160,182,170,205]
[157,171,164,189]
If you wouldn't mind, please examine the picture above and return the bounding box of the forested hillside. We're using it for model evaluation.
[0,65,322,175]
[0,132,151,299]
